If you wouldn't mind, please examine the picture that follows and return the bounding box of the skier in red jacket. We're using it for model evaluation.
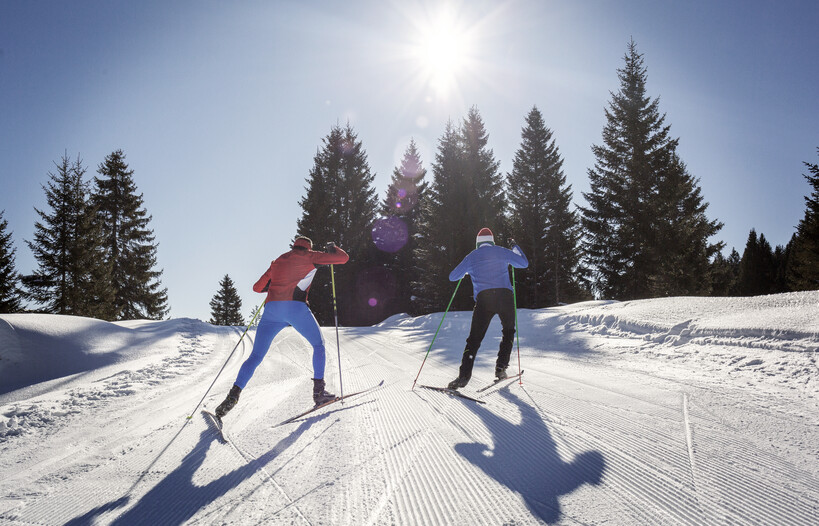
[214,236,349,419]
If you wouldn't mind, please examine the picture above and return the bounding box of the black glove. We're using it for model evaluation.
[508,238,517,248]
[325,241,337,253]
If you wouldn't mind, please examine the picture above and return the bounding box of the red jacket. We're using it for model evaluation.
[253,246,349,303]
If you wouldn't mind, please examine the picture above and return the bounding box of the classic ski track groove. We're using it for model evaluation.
[3,317,818,525]
[217,422,313,526]
[342,328,819,525]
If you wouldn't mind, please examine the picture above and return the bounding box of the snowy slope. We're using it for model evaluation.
[0,293,817,525]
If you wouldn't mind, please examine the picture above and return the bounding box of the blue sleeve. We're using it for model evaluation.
[449,253,472,281]
[509,245,528,269]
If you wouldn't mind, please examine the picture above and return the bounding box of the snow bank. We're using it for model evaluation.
[555,292,819,348]
[0,314,217,396]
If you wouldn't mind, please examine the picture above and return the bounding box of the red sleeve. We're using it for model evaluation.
[309,246,349,265]
[252,262,274,293]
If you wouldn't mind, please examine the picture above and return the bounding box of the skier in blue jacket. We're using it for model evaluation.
[447,228,528,389]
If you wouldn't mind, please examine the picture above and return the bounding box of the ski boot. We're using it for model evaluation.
[495,366,508,381]
[447,376,470,390]
[215,384,242,418]
[312,378,336,405]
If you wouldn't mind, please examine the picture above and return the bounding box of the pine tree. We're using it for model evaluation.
[651,153,724,296]
[413,120,464,313]
[738,229,776,296]
[0,210,23,313]
[415,107,508,312]
[508,106,587,307]
[580,40,722,299]
[376,139,428,317]
[787,148,819,290]
[23,154,111,316]
[92,150,168,320]
[297,124,378,326]
[209,274,244,326]
[710,248,741,296]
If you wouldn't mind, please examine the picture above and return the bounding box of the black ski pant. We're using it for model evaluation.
[457,288,516,381]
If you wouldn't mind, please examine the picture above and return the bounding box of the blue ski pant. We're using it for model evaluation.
[234,301,326,389]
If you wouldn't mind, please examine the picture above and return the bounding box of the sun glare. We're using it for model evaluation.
[415,11,470,97]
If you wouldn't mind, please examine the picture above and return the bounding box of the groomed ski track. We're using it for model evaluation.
[1,301,818,525]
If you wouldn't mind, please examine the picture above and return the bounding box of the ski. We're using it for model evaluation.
[276,380,385,426]
[476,370,525,393]
[202,410,228,443]
[418,384,486,404]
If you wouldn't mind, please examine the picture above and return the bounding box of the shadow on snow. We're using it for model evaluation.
[456,387,606,523]
[65,415,324,526]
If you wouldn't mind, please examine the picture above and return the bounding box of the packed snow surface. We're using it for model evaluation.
[1,292,817,525]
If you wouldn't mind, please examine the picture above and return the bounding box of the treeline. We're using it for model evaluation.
[287,40,819,326]
[0,150,168,320]
[3,40,818,325]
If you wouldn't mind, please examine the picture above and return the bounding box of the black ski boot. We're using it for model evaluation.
[312,378,336,405]
[447,376,470,390]
[215,384,242,418]
[495,366,508,381]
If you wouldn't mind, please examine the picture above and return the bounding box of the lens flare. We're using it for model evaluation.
[372,216,409,253]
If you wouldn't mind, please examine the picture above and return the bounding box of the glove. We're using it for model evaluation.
[508,238,517,248]
[325,241,337,253]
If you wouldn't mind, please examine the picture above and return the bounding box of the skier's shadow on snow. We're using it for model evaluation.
[65,415,326,526]
[455,388,606,523]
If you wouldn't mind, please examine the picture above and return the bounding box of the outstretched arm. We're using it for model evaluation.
[449,254,471,281]
[508,245,529,269]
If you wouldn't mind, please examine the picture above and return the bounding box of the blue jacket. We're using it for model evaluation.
[449,244,529,299]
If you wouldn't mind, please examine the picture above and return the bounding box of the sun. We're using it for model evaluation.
[413,10,471,97]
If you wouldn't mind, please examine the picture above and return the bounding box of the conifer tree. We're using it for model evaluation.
[92,150,168,320]
[413,120,464,313]
[376,139,428,317]
[23,154,111,316]
[0,210,23,313]
[508,106,586,307]
[710,248,741,296]
[415,107,508,312]
[580,40,722,299]
[209,274,244,326]
[297,123,378,325]
[738,229,775,296]
[787,149,819,290]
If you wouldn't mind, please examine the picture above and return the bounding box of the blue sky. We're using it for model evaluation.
[2,0,817,321]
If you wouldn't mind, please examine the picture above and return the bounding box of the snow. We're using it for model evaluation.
[1,293,817,525]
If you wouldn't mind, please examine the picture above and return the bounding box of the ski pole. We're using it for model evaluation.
[330,263,343,400]
[186,302,264,420]
[411,278,462,390]
[511,268,522,385]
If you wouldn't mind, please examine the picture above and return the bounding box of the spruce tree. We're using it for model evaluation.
[377,139,428,317]
[209,274,244,326]
[92,150,168,320]
[415,107,508,312]
[413,120,464,313]
[787,149,819,290]
[710,248,741,296]
[508,106,586,307]
[0,210,23,313]
[738,229,776,296]
[580,40,722,299]
[297,123,378,326]
[23,154,111,316]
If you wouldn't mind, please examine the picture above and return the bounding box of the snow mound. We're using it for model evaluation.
[0,315,214,396]
[556,292,819,349]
